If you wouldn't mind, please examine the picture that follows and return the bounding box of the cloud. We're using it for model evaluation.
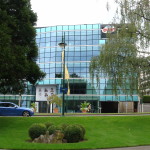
[31,0,117,27]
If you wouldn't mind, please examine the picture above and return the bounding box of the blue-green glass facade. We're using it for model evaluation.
[36,24,139,113]
[0,23,139,112]
[0,83,35,108]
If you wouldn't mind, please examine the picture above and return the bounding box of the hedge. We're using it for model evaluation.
[143,95,150,103]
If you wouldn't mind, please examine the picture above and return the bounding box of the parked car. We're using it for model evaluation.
[0,102,34,116]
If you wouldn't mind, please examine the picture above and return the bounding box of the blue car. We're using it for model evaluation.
[0,102,34,116]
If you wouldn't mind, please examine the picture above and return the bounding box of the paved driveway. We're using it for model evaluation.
[91,145,150,150]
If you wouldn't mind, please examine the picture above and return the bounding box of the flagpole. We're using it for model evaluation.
[62,32,65,116]
[58,32,67,116]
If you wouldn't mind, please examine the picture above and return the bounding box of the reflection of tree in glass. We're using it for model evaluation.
[70,73,80,78]
[55,73,80,78]
[55,73,62,78]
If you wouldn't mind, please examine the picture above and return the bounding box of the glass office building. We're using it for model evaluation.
[0,23,139,112]
[35,24,139,113]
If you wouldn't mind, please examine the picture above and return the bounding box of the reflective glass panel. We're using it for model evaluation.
[81,25,87,29]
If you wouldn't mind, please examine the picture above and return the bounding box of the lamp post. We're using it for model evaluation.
[58,32,67,116]
[18,89,22,107]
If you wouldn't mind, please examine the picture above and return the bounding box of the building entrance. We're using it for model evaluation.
[101,102,118,113]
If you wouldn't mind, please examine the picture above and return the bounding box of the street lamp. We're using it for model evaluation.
[58,32,67,116]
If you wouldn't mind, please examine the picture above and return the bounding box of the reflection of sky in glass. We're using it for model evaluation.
[35,24,138,102]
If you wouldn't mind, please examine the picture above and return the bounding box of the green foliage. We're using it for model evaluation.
[59,123,69,133]
[71,124,85,140]
[1,116,150,149]
[114,0,150,48]
[64,124,83,143]
[30,102,36,112]
[80,101,90,111]
[44,122,54,129]
[0,0,45,94]
[90,0,150,97]
[31,103,35,108]
[47,125,62,135]
[47,95,62,106]
[76,124,86,139]
[28,123,46,140]
[143,96,150,103]
[90,25,140,95]
[29,122,85,143]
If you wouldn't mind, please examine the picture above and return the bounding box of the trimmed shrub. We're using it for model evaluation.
[47,125,62,135]
[44,122,54,129]
[28,123,47,140]
[76,124,85,140]
[64,124,83,143]
[59,123,69,133]
[143,96,150,103]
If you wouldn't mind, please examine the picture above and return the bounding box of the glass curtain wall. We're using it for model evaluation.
[36,24,139,113]
[0,83,35,108]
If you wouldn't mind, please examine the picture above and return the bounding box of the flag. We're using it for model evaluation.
[65,65,70,79]
[65,65,70,95]
[62,50,64,62]
[61,50,70,95]
[67,80,70,95]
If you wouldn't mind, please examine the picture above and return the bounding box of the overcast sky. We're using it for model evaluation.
[30,0,117,27]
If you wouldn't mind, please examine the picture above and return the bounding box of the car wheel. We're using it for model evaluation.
[22,111,30,117]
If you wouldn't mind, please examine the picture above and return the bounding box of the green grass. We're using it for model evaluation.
[34,112,150,116]
[0,116,150,149]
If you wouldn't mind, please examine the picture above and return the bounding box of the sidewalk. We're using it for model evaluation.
[95,145,150,150]
[1,146,150,150]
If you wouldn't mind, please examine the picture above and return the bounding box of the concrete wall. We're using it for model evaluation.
[143,103,150,112]
[138,103,150,112]
[118,102,134,113]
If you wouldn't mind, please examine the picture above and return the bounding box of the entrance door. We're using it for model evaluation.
[39,101,47,113]
[101,102,118,113]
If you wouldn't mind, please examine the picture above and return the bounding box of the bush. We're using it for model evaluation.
[59,123,69,133]
[28,123,86,143]
[143,96,150,103]
[76,124,85,140]
[28,123,47,140]
[64,124,83,143]
[47,125,62,135]
[44,122,54,129]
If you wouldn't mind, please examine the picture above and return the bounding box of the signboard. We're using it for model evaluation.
[60,87,68,94]
[36,85,56,101]
[101,24,116,39]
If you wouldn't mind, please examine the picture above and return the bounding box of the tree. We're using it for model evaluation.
[47,95,62,106]
[0,0,45,94]
[47,95,62,113]
[90,0,150,97]
[114,0,150,49]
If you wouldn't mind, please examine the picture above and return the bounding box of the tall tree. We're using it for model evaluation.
[90,0,150,97]
[0,0,45,94]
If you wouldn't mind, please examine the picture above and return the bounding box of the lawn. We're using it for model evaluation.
[0,116,150,149]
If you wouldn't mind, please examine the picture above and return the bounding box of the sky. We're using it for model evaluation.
[30,0,117,27]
